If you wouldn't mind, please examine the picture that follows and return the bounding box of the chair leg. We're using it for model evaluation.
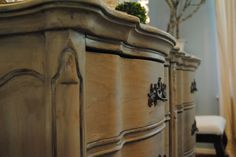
[223,132,228,149]
[214,135,226,157]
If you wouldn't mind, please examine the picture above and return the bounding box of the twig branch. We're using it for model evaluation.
[183,0,191,11]
[165,0,205,38]
[181,0,206,22]
[165,0,175,10]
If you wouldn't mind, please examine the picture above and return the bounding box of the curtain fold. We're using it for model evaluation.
[216,1,236,156]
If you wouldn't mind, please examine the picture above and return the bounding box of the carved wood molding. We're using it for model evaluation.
[51,49,83,157]
[183,104,195,111]
[170,49,201,70]
[183,148,195,157]
[0,0,175,56]
[87,119,166,157]
[0,68,44,87]
[49,30,86,157]
[86,35,166,63]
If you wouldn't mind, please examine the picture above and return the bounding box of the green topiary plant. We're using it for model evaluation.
[115,2,147,24]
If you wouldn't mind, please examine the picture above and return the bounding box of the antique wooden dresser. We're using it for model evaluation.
[169,49,200,157]
[0,0,200,157]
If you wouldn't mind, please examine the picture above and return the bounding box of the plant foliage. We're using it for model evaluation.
[115,2,147,24]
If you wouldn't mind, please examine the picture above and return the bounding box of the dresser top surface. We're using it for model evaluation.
[0,0,176,56]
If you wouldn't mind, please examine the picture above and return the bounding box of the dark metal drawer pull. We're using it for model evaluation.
[148,77,167,107]
[190,79,198,93]
[191,119,199,136]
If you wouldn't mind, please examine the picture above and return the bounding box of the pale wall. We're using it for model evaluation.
[148,0,219,115]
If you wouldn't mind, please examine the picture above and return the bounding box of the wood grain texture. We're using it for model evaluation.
[103,0,118,8]
[0,0,175,56]
[169,49,201,157]
[177,111,184,157]
[0,75,50,157]
[0,30,86,157]
[0,33,51,157]
[0,1,204,157]
[164,61,170,157]
[87,120,166,157]
[85,52,165,142]
[183,104,196,154]
[52,50,82,157]
[45,30,86,157]
[97,131,166,157]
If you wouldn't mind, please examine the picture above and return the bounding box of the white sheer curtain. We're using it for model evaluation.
[215,0,236,156]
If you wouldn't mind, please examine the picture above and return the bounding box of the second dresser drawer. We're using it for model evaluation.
[86,52,166,143]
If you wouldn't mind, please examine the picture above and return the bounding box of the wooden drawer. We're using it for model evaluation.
[183,104,196,154]
[182,71,195,104]
[164,64,170,113]
[164,65,170,157]
[0,34,45,76]
[119,131,165,157]
[85,52,166,153]
[176,69,183,106]
[170,66,183,106]
[177,110,184,157]
[164,121,170,157]
[88,129,166,157]
[120,57,165,130]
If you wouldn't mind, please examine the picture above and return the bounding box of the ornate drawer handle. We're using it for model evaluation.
[190,80,198,93]
[148,77,167,107]
[191,119,199,136]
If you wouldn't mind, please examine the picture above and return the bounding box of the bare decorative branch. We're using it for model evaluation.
[165,0,175,10]
[181,1,205,22]
[165,0,206,38]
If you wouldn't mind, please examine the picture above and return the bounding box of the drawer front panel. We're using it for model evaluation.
[88,128,166,157]
[120,58,165,130]
[177,110,184,157]
[0,76,51,157]
[164,65,170,114]
[0,35,45,76]
[86,52,166,143]
[183,104,196,153]
[164,121,170,157]
[86,53,122,142]
[182,71,194,104]
[170,67,183,106]
[120,131,165,157]
[176,70,183,105]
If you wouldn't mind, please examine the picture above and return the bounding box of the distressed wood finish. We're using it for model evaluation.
[182,55,200,157]
[0,30,86,157]
[164,59,171,157]
[103,0,118,8]
[170,48,200,157]
[0,0,201,156]
[0,1,177,157]
[183,104,195,157]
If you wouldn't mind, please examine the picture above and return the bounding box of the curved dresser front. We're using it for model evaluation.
[0,1,175,157]
[170,49,200,157]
